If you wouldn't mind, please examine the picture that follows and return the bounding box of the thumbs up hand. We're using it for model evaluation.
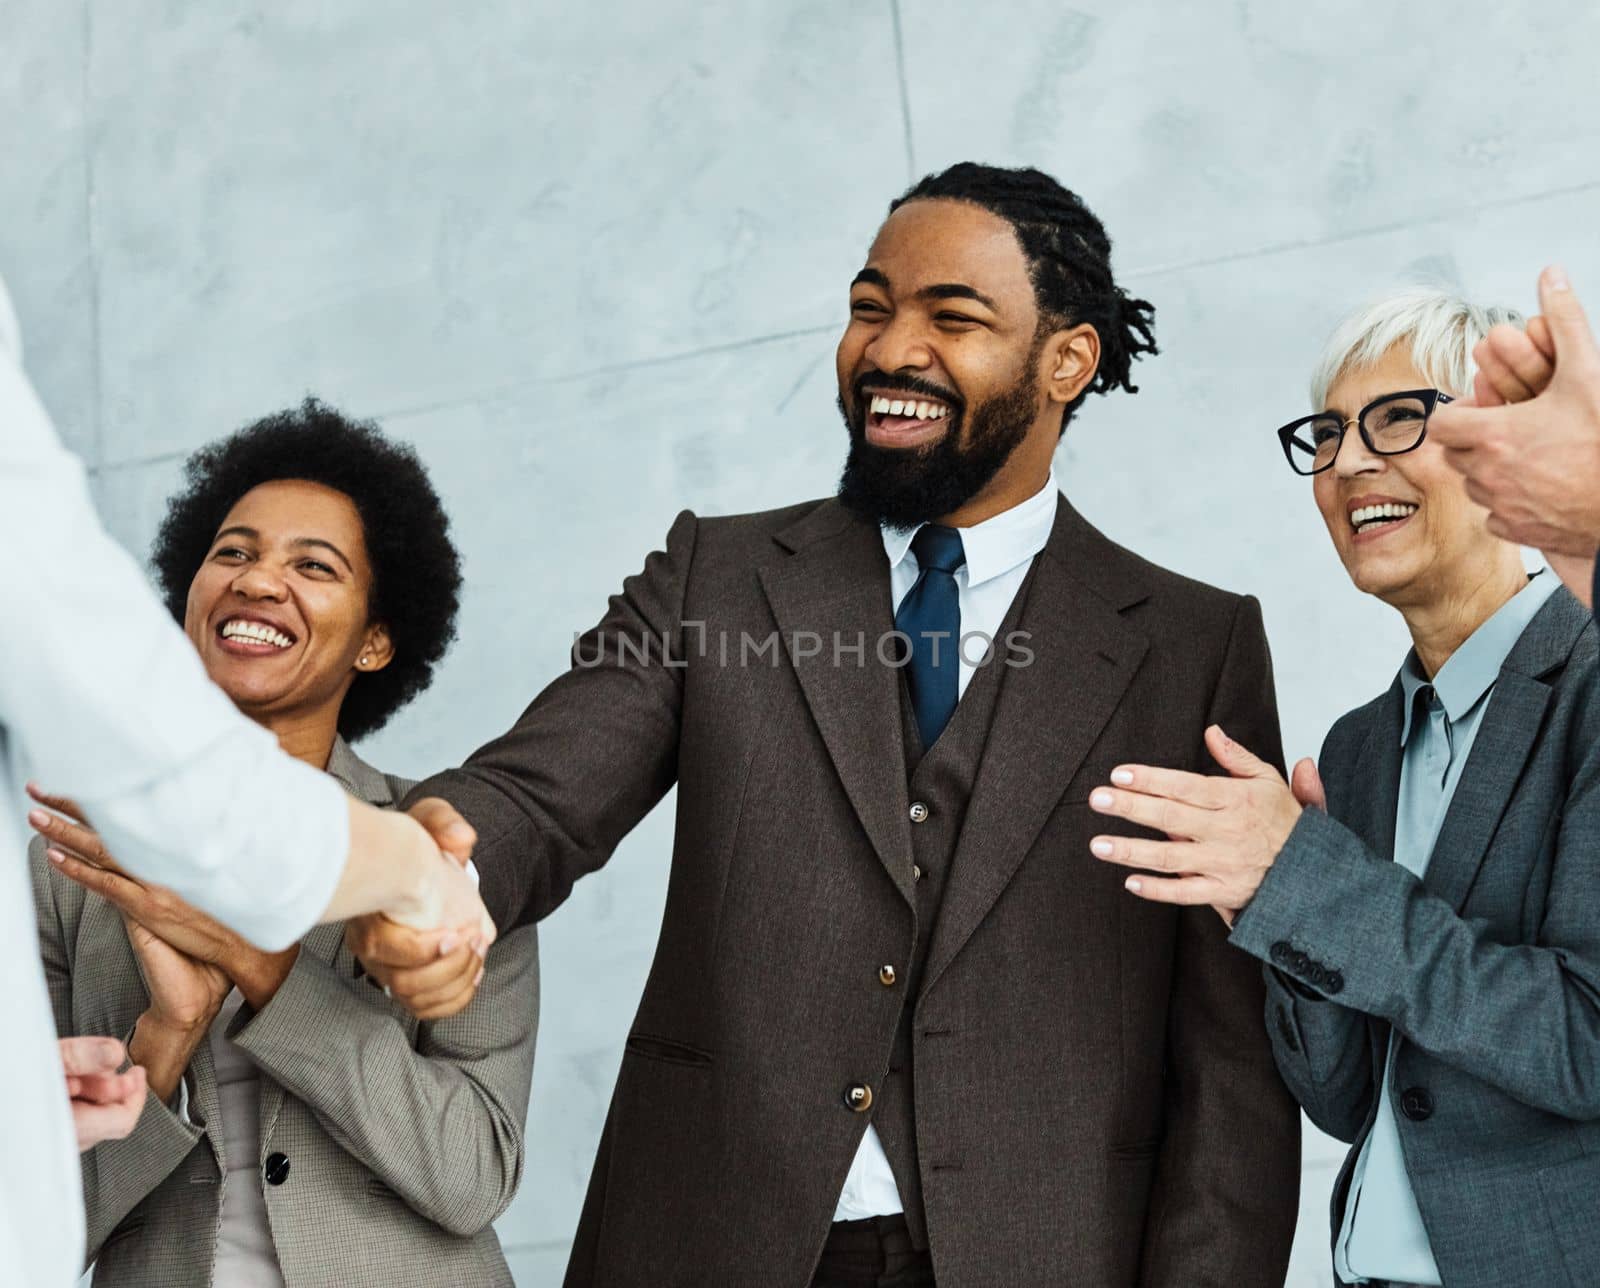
[1431,266,1600,605]
[1430,266,1600,560]
[1472,313,1555,407]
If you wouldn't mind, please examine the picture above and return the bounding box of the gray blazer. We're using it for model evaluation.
[1232,588,1600,1287]
[411,496,1301,1288]
[32,739,540,1288]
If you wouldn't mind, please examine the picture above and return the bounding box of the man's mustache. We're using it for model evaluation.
[851,372,964,413]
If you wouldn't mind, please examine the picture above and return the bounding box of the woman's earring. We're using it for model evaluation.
[359,655,370,668]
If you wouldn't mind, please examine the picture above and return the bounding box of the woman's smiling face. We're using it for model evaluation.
[184,479,392,725]
[1312,342,1502,611]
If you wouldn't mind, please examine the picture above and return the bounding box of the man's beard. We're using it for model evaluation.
[836,360,1039,530]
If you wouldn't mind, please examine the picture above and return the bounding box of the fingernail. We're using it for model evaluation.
[28,809,49,828]
[439,934,458,955]
[448,822,473,840]
[1546,264,1571,292]
[1090,790,1115,810]
[1126,877,1143,894]
[1091,839,1114,858]
[1110,769,1133,786]
[47,847,66,864]
[474,966,485,987]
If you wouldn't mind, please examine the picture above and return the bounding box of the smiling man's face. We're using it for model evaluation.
[834,198,1053,529]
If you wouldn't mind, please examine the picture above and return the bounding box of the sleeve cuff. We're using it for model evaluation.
[229,947,384,1077]
[1230,808,1360,999]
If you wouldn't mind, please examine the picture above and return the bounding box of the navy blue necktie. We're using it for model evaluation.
[896,524,966,749]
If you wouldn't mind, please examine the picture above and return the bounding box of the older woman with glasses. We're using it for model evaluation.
[1084,287,1600,1287]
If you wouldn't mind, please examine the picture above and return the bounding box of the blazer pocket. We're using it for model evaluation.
[1108,1136,1163,1161]
[623,1032,714,1068]
[97,1217,146,1250]
[1537,1154,1600,1286]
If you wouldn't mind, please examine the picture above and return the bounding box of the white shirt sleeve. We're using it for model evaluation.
[0,348,347,948]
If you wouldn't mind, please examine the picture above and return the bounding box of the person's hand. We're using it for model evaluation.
[31,784,303,1009]
[1473,315,1556,406]
[344,799,493,1021]
[344,915,486,1020]
[121,914,233,1104]
[1430,266,1600,556]
[385,809,495,945]
[1290,757,1326,811]
[122,910,230,1104]
[409,796,477,869]
[60,1037,146,1151]
[1087,725,1304,925]
[123,913,230,1033]
[32,788,238,966]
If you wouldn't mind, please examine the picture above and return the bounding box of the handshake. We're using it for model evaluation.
[345,796,499,1021]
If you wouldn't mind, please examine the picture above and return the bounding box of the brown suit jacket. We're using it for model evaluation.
[413,494,1300,1287]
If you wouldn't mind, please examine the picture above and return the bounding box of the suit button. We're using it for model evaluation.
[844,1083,874,1113]
[879,965,897,987]
[1400,1087,1434,1122]
[1270,941,1292,965]
[1290,950,1310,972]
[909,802,930,824]
[264,1152,290,1186]
[1306,963,1326,987]
[1323,970,1345,995]
[912,864,923,882]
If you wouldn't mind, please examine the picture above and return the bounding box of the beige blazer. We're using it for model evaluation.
[32,738,539,1287]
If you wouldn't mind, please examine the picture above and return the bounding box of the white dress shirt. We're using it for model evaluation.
[208,991,288,1287]
[833,471,1059,1222]
[1,308,350,1285]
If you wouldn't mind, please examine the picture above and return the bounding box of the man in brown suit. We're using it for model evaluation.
[352,162,1300,1286]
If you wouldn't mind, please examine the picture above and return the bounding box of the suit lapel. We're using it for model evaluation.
[1346,685,1404,863]
[1421,590,1586,912]
[1422,673,1548,912]
[259,737,394,1141]
[922,502,1150,994]
[256,921,348,1144]
[758,503,915,903]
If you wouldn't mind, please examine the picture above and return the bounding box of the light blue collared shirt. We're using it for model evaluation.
[1335,569,1560,1285]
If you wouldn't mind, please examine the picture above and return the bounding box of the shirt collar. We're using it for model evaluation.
[880,469,1060,588]
[1398,569,1558,745]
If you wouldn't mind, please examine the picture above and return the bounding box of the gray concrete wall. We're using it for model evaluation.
[5,3,1598,1283]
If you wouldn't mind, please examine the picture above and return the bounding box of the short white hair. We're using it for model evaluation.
[1308,286,1522,409]
[0,270,20,366]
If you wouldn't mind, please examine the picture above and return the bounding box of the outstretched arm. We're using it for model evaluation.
[350,511,699,1013]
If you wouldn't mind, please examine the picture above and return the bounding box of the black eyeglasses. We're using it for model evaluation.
[1276,388,1454,476]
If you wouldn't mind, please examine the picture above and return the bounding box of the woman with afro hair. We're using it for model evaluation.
[29,399,538,1287]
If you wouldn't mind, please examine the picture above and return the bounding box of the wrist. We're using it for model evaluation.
[230,945,300,1011]
[388,819,442,928]
[134,1008,211,1048]
[130,1011,207,1105]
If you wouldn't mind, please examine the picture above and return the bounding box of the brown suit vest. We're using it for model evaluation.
[874,564,1037,1249]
